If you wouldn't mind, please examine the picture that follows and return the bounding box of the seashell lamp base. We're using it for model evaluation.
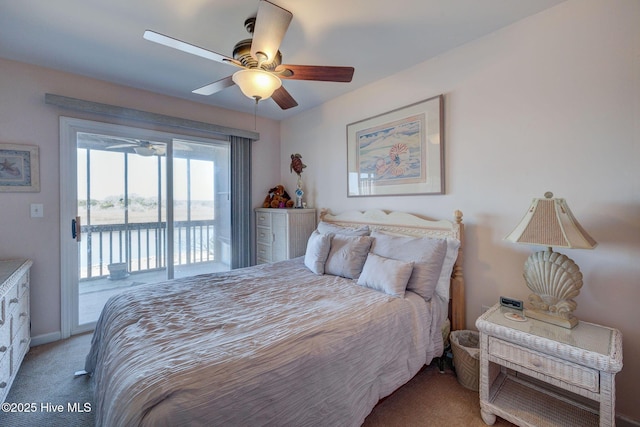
[524,306,579,328]
[522,248,583,329]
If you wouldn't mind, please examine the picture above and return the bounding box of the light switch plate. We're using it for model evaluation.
[30,203,43,218]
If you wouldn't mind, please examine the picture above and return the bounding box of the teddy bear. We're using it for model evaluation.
[262,185,294,208]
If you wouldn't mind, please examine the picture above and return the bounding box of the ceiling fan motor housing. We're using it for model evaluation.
[233,38,282,70]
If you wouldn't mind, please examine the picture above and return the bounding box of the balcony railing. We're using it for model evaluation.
[80,220,221,280]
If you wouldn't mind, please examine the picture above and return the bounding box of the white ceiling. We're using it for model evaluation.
[0,0,565,121]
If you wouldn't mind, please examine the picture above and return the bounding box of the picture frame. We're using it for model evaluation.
[346,94,444,197]
[0,143,40,192]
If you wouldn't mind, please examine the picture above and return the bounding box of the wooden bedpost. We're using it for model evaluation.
[451,210,465,331]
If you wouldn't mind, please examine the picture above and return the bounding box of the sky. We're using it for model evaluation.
[77,148,216,202]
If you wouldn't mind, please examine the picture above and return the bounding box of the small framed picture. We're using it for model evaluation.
[0,143,40,192]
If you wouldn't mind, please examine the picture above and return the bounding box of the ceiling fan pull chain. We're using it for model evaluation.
[254,98,258,130]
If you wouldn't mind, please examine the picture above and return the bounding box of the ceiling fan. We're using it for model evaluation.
[143,0,355,110]
[108,139,166,157]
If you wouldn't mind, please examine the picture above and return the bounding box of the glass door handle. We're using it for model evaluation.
[71,216,81,242]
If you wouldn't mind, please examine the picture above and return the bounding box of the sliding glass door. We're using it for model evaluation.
[61,118,231,335]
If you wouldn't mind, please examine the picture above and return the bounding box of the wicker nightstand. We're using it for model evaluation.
[476,304,623,427]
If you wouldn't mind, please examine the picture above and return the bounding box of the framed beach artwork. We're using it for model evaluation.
[346,95,444,197]
[0,143,40,192]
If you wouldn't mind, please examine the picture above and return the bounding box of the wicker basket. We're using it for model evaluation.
[450,330,480,391]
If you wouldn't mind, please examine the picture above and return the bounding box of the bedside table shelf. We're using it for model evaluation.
[477,304,622,427]
[488,371,599,427]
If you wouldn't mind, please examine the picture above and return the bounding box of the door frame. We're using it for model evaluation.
[60,117,231,337]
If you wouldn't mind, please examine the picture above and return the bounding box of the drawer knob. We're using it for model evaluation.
[20,312,28,318]
[531,359,542,368]
[9,298,18,304]
[0,382,6,388]
[0,346,6,352]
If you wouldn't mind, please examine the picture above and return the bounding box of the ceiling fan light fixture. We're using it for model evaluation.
[133,146,156,157]
[232,69,281,101]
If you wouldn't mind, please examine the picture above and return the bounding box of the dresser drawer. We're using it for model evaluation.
[0,296,5,330]
[17,271,29,298]
[16,292,29,332]
[6,281,20,306]
[0,352,10,392]
[13,322,30,370]
[0,352,9,403]
[256,243,272,263]
[488,337,599,392]
[256,211,272,228]
[0,349,11,394]
[0,325,9,356]
[256,226,272,244]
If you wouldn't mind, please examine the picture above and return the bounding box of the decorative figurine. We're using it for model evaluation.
[290,153,306,208]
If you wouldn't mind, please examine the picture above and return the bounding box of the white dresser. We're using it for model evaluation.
[0,259,32,403]
[255,208,316,264]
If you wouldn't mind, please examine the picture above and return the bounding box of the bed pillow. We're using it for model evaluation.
[304,230,333,275]
[370,230,447,300]
[317,221,371,236]
[435,238,461,301]
[357,253,414,298]
[324,235,373,279]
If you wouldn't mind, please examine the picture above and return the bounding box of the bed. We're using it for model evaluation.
[85,209,465,427]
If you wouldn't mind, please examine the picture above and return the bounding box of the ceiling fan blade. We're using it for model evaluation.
[250,1,292,65]
[192,76,235,96]
[271,86,298,110]
[275,65,354,82]
[107,143,136,149]
[143,30,243,68]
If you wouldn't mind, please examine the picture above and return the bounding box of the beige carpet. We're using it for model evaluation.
[1,333,514,426]
[364,363,514,426]
[0,333,94,427]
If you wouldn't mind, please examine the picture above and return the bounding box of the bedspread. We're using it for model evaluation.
[85,257,441,426]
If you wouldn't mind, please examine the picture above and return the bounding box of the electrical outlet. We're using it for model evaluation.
[30,203,43,218]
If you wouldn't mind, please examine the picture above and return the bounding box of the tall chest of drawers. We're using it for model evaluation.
[255,208,316,264]
[0,259,32,403]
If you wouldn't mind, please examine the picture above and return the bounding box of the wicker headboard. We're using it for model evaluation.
[319,209,465,331]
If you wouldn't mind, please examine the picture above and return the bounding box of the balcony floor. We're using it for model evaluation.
[79,261,229,324]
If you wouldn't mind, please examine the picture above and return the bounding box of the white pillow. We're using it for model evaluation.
[435,238,461,301]
[357,253,414,298]
[324,235,373,279]
[304,230,332,275]
[370,231,447,300]
[317,221,371,236]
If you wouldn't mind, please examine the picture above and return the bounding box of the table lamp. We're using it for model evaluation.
[504,192,597,328]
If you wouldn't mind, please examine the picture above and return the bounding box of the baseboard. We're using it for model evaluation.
[30,331,62,347]
[618,414,640,427]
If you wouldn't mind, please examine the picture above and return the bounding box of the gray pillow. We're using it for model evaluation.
[304,231,332,275]
[324,235,373,279]
[357,253,414,298]
[370,231,447,300]
[317,221,371,236]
